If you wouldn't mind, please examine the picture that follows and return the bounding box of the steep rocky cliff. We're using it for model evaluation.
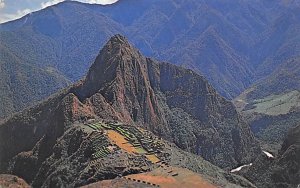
[0,35,261,187]
[74,34,261,168]
[0,174,30,188]
[238,124,300,188]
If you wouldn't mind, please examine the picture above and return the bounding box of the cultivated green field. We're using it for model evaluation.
[244,90,300,115]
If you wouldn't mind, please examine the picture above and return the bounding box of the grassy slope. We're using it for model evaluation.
[233,57,300,152]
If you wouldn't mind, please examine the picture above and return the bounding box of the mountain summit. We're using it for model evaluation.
[74,35,261,168]
[75,34,166,133]
[2,35,261,169]
[0,35,261,186]
[1,1,300,119]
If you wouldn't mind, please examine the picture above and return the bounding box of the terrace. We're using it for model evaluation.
[85,121,164,164]
[89,132,113,160]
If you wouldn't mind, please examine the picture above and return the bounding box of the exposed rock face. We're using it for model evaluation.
[0,93,68,172]
[2,120,256,188]
[74,34,261,168]
[272,125,300,187]
[76,35,168,134]
[0,174,30,188]
[239,124,300,188]
[0,35,261,186]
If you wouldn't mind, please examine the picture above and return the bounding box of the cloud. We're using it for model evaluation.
[40,0,118,8]
[0,8,32,23]
[81,0,119,4]
[17,8,32,16]
[41,0,64,9]
[0,0,5,9]
[0,0,119,23]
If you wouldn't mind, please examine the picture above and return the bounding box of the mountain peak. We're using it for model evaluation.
[77,34,145,99]
[98,34,134,58]
[109,34,128,44]
[0,35,261,185]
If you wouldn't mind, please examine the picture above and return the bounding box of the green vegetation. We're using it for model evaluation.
[244,90,300,115]
[250,110,300,152]
[1,0,299,121]
[92,146,110,159]
[135,147,147,154]
[91,132,111,159]
[241,57,300,105]
[87,122,103,130]
[89,121,164,162]
[0,43,70,119]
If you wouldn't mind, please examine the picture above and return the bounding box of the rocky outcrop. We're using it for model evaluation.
[0,35,261,186]
[74,34,261,169]
[2,121,256,188]
[239,124,300,188]
[271,125,300,188]
[0,174,30,188]
[76,35,168,134]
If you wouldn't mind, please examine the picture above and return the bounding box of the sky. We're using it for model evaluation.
[0,0,119,23]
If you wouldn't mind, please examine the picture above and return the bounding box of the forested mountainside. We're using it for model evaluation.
[0,42,70,119]
[247,110,300,153]
[234,57,300,112]
[1,0,300,118]
[0,35,260,187]
[233,57,300,152]
[238,124,300,188]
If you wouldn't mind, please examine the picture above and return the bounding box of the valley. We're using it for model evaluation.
[0,0,299,187]
[1,0,300,118]
[0,35,260,188]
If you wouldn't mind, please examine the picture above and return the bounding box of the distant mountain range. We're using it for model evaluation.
[1,0,300,186]
[1,0,300,118]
